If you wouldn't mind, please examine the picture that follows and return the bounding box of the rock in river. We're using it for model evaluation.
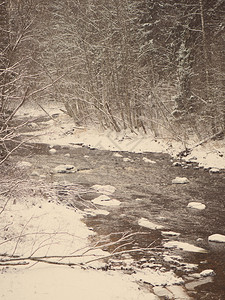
[208,234,225,243]
[91,195,121,206]
[138,218,164,230]
[187,202,206,210]
[200,269,216,277]
[54,164,77,173]
[172,177,190,184]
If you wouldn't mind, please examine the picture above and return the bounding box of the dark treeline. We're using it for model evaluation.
[0,0,224,141]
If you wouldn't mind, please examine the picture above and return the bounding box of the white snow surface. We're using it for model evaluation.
[0,197,158,300]
[1,266,158,300]
[0,198,96,261]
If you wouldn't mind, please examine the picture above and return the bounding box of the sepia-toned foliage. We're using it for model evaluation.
[1,0,224,142]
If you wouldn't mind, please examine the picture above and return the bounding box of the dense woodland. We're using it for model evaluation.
[0,0,224,148]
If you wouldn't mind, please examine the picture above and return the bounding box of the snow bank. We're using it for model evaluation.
[185,147,225,170]
[1,266,158,300]
[0,198,93,259]
[0,196,160,300]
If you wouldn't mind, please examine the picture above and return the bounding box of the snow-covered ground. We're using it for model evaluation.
[1,181,191,300]
[0,183,159,300]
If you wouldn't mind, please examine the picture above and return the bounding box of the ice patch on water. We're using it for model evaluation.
[163,241,207,253]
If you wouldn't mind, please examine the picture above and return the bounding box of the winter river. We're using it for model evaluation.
[12,136,225,300]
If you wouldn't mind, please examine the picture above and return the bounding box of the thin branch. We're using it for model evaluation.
[5,88,29,125]
[0,138,32,166]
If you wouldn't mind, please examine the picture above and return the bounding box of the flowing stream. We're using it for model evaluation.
[14,138,225,299]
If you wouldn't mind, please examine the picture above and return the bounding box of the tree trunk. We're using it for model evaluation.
[0,1,10,112]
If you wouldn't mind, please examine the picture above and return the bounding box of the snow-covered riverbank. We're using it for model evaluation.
[19,102,225,171]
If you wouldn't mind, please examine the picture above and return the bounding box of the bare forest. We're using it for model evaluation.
[1,0,225,155]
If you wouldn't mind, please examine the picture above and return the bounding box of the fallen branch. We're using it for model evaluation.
[178,129,225,157]
[0,233,156,268]
[0,261,29,266]
[0,246,152,267]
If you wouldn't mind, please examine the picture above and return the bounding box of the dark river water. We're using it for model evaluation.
[14,141,225,299]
